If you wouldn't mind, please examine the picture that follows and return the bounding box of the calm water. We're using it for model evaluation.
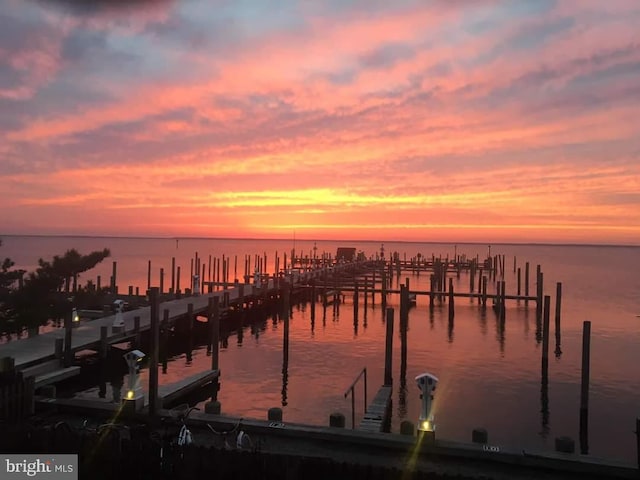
[2,235,639,463]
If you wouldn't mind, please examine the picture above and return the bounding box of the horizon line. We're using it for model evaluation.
[1,233,638,249]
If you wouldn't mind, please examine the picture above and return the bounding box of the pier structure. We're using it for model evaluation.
[0,252,633,478]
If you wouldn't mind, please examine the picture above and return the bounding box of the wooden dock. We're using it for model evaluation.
[0,262,362,372]
[157,370,219,408]
[359,385,392,433]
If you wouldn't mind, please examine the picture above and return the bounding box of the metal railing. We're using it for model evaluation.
[343,367,367,429]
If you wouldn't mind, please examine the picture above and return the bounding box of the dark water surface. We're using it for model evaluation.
[3,236,639,462]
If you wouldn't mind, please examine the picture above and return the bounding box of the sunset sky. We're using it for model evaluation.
[1,0,639,244]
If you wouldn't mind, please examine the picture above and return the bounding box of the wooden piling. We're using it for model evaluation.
[161,310,169,374]
[148,287,160,417]
[187,303,194,354]
[171,257,175,293]
[542,295,551,375]
[134,315,141,348]
[429,274,434,308]
[384,308,394,386]
[363,278,368,310]
[481,276,487,308]
[111,261,117,294]
[525,262,530,306]
[536,266,543,323]
[353,281,359,322]
[176,266,181,295]
[159,268,164,294]
[99,326,108,360]
[470,262,475,295]
[580,320,591,455]
[147,260,151,291]
[517,268,521,296]
[372,270,376,305]
[209,296,220,372]
[54,338,63,362]
[555,282,562,357]
[64,310,73,368]
[448,278,454,320]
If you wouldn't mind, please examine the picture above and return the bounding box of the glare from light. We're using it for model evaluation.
[126,390,134,400]
[419,420,434,432]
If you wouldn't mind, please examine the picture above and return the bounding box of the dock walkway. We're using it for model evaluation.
[0,263,356,371]
[358,385,392,433]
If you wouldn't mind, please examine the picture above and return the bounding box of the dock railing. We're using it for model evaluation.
[343,367,367,429]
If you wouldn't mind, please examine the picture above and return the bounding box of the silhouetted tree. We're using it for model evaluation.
[0,239,27,335]
[0,243,110,337]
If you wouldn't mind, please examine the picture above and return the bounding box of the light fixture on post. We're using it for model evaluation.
[416,372,438,443]
[193,273,200,296]
[113,299,125,331]
[122,349,145,412]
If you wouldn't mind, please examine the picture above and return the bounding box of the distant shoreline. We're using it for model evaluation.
[1,233,638,249]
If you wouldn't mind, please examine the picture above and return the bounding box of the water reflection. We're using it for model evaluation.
[282,310,290,407]
[496,311,505,356]
[540,365,549,438]
[397,377,408,421]
[479,306,487,336]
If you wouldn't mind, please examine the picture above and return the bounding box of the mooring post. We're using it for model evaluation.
[542,295,551,375]
[176,266,181,297]
[54,338,64,363]
[353,281,359,322]
[187,303,194,358]
[384,307,394,386]
[517,267,521,297]
[448,278,455,320]
[171,257,175,294]
[536,266,543,324]
[525,262,530,306]
[501,280,507,322]
[148,287,160,417]
[100,326,108,360]
[161,309,169,374]
[580,320,591,455]
[371,270,376,305]
[209,296,220,372]
[555,282,562,356]
[363,278,368,310]
[147,260,151,291]
[133,315,141,348]
[64,309,73,368]
[111,261,117,294]
[482,276,487,308]
[159,268,164,295]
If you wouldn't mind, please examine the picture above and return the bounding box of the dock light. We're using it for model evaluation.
[193,273,201,296]
[112,299,125,328]
[72,308,80,323]
[122,349,145,411]
[416,373,439,433]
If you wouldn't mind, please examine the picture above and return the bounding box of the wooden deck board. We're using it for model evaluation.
[358,385,392,433]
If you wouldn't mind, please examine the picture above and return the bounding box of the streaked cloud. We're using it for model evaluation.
[0,0,639,244]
